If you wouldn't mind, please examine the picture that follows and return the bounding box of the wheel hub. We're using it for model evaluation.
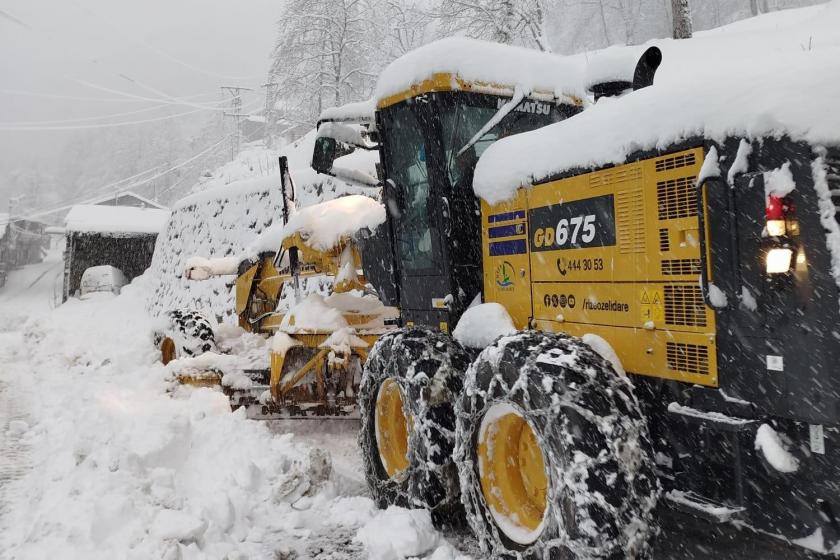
[161,337,176,365]
[375,378,410,479]
[478,403,549,545]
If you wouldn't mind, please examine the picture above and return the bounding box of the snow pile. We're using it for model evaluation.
[355,506,442,560]
[318,98,376,123]
[375,37,587,102]
[452,302,516,349]
[145,134,372,322]
[473,2,840,203]
[0,277,336,559]
[64,204,169,235]
[764,162,796,198]
[246,194,385,256]
[755,423,800,473]
[280,293,349,331]
[581,333,625,376]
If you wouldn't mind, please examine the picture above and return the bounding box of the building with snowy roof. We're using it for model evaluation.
[62,204,169,301]
[88,190,167,210]
[0,214,49,286]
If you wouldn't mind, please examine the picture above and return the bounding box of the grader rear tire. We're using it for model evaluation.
[455,331,659,559]
[359,327,471,520]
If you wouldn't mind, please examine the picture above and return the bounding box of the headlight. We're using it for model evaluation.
[766,248,793,274]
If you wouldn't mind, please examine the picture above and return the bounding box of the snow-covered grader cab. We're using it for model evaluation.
[315,34,840,557]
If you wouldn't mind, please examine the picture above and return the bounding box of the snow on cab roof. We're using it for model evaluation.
[64,204,170,235]
[374,37,588,107]
[246,194,385,256]
[473,2,840,204]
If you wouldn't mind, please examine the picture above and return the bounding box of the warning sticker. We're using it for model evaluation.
[639,287,664,324]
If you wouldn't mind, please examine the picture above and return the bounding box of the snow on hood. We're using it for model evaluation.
[374,37,588,103]
[473,2,840,203]
[246,194,385,256]
[65,204,170,235]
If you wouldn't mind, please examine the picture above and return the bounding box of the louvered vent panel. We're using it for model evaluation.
[657,176,697,220]
[661,259,701,276]
[826,150,840,225]
[664,284,706,327]
[655,153,697,172]
[615,189,646,254]
[666,342,710,375]
[659,228,670,252]
[589,166,642,188]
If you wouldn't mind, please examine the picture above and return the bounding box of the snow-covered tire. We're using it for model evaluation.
[156,309,217,364]
[455,331,659,559]
[359,327,472,519]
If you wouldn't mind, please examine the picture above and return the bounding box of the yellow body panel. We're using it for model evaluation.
[482,147,718,386]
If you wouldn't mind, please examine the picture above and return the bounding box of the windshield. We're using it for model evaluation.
[440,97,563,189]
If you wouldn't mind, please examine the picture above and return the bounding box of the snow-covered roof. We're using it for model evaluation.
[319,99,375,123]
[474,2,840,203]
[64,204,170,235]
[374,37,588,107]
[88,190,167,210]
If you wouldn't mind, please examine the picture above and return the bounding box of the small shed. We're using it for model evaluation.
[62,204,169,301]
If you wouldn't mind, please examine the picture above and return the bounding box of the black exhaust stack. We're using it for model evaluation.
[589,46,662,101]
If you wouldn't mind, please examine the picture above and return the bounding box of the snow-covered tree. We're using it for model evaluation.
[434,0,550,51]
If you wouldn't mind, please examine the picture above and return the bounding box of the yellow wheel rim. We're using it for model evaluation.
[374,378,410,479]
[161,337,176,365]
[478,403,549,545]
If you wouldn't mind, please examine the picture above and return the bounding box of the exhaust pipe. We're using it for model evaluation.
[587,46,662,101]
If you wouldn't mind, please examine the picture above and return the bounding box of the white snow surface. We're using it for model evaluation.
[319,98,376,123]
[697,146,721,184]
[811,151,840,309]
[64,204,169,235]
[0,258,468,559]
[473,2,840,203]
[246,194,385,256]
[708,283,729,308]
[355,506,444,560]
[374,37,588,103]
[755,423,800,473]
[452,302,516,349]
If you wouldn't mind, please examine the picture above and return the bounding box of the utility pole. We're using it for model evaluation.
[221,86,253,160]
[261,81,278,150]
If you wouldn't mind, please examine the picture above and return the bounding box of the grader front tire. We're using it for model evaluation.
[358,327,471,518]
[455,331,660,559]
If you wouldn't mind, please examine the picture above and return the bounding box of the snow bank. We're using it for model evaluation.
[452,302,516,349]
[246,194,385,256]
[374,37,587,103]
[474,2,840,203]
[146,136,372,322]
[65,204,169,235]
[0,278,333,559]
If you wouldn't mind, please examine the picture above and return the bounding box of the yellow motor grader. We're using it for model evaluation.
[159,157,397,417]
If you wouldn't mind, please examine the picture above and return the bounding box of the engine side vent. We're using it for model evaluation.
[666,342,710,375]
[590,166,642,188]
[661,259,701,276]
[615,189,646,254]
[825,150,840,225]
[656,152,696,172]
[664,284,706,327]
[657,176,697,220]
[659,228,670,252]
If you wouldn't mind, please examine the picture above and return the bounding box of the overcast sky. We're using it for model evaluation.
[0,0,280,203]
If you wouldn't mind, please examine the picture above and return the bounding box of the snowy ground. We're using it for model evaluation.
[0,253,473,560]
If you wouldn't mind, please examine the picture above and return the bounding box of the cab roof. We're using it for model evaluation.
[374,37,588,109]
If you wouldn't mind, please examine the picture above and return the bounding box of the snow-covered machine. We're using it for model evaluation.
[311,31,840,558]
[157,155,397,418]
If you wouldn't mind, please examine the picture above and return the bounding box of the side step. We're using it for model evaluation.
[667,402,756,432]
[665,490,745,524]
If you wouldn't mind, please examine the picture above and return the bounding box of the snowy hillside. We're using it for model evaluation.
[145,132,377,321]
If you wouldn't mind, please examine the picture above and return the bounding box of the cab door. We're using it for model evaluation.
[379,99,452,329]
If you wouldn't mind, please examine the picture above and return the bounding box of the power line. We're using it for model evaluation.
[0,107,206,131]
[0,88,215,103]
[21,135,232,220]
